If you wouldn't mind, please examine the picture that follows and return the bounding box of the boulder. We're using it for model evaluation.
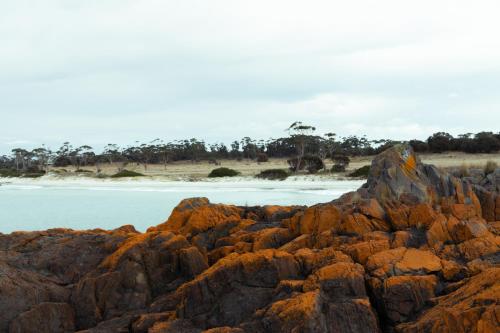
[396,268,500,333]
[374,275,438,324]
[9,302,75,333]
[175,250,300,328]
[365,248,442,278]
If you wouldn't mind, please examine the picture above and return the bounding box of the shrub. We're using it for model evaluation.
[0,168,20,177]
[257,153,269,163]
[287,155,325,174]
[331,164,346,173]
[256,169,289,180]
[111,169,145,178]
[331,153,350,167]
[0,169,45,178]
[208,167,240,178]
[348,165,371,178]
[484,160,498,175]
[21,172,45,178]
[75,169,93,173]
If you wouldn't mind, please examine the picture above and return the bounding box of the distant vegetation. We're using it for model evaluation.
[0,127,499,178]
[256,169,289,180]
[348,165,371,178]
[111,170,145,178]
[208,167,240,178]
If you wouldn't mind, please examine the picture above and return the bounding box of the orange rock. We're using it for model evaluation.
[155,198,243,236]
[380,275,438,324]
[358,199,386,220]
[441,260,464,281]
[303,262,366,299]
[365,247,407,278]
[294,248,352,276]
[278,234,312,252]
[260,291,325,332]
[341,213,390,236]
[450,203,478,220]
[176,250,301,327]
[391,231,416,248]
[252,228,293,251]
[394,248,442,275]
[346,239,390,265]
[366,248,442,278]
[408,203,437,229]
[457,235,500,261]
[386,206,410,230]
[426,214,455,247]
[396,268,500,333]
[287,203,341,235]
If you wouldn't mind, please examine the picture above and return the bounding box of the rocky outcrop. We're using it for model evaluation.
[0,144,498,333]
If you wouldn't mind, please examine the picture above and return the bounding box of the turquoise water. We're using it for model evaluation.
[0,178,364,233]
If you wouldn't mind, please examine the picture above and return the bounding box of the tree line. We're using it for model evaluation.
[1,127,499,174]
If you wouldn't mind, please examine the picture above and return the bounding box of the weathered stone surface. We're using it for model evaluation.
[366,248,442,278]
[375,275,438,324]
[9,302,75,333]
[175,249,300,328]
[286,203,341,235]
[396,268,500,333]
[303,262,366,299]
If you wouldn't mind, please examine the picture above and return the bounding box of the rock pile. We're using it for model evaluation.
[1,144,498,332]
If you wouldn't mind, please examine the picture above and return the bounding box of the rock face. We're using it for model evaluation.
[0,144,498,333]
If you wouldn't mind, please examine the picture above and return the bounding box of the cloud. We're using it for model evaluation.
[0,1,499,153]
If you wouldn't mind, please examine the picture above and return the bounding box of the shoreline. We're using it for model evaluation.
[26,152,500,178]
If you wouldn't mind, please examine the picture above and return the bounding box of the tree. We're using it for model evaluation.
[286,121,316,172]
[32,145,52,172]
[319,132,337,160]
[11,148,28,171]
[240,137,258,160]
[103,144,121,165]
[78,145,94,167]
[474,132,500,153]
[427,132,453,153]
[54,142,73,167]
[331,152,350,172]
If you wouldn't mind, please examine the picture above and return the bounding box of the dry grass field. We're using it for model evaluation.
[48,152,500,179]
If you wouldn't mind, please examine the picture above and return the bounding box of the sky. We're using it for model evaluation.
[1,0,500,153]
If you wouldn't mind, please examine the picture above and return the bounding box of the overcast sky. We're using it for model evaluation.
[1,0,500,153]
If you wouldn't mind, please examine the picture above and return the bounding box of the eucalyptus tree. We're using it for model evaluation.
[78,145,94,167]
[103,144,121,165]
[32,145,52,172]
[11,148,27,171]
[286,121,316,172]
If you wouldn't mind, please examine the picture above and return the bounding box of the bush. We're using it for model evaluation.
[21,172,45,178]
[287,155,325,174]
[332,152,351,172]
[208,167,240,178]
[484,161,498,175]
[0,168,45,178]
[348,165,371,178]
[111,169,145,178]
[256,169,289,180]
[0,168,20,177]
[257,153,269,162]
[75,169,93,173]
[331,164,346,173]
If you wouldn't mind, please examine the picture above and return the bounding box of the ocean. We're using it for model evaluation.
[0,177,364,233]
